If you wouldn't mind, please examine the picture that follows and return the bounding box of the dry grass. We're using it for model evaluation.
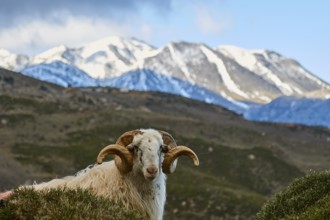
[0,188,145,220]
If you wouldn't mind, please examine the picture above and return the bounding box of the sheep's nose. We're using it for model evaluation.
[147,166,158,175]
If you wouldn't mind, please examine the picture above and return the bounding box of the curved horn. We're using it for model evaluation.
[162,146,199,174]
[96,129,144,174]
[116,130,143,146]
[97,144,134,173]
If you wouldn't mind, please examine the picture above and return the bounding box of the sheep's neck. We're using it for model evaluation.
[125,173,167,220]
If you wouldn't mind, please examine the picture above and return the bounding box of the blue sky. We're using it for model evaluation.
[0,0,329,83]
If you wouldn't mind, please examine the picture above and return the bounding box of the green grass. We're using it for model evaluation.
[12,143,75,175]
[0,188,146,220]
[255,171,330,220]
[0,114,35,126]
[181,137,303,195]
[165,167,266,220]
[0,95,74,114]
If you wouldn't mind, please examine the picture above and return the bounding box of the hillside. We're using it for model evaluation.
[1,68,330,219]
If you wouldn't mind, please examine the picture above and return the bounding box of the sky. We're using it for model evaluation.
[0,0,329,83]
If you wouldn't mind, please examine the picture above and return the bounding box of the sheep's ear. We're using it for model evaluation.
[159,131,177,149]
[116,130,144,147]
[119,135,134,147]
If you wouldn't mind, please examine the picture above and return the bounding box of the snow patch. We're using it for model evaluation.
[201,45,249,99]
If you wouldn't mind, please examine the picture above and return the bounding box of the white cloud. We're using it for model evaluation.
[194,6,230,35]
[0,14,132,55]
[0,2,232,55]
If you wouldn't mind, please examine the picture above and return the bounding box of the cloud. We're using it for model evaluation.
[194,6,231,35]
[0,15,133,54]
[0,0,232,54]
[0,0,172,26]
[0,0,172,15]
[0,0,175,54]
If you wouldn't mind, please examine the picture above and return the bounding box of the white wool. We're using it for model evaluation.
[26,129,169,220]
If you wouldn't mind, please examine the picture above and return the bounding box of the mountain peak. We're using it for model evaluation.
[81,36,155,52]
[218,45,260,58]
[0,49,12,57]
[35,45,69,60]
[1,36,329,101]
[217,45,282,61]
[72,36,155,78]
[165,40,206,48]
[83,36,129,48]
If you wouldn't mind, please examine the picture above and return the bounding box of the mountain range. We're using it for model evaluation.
[245,96,330,128]
[0,36,329,128]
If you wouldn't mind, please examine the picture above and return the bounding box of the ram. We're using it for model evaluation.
[0,129,199,220]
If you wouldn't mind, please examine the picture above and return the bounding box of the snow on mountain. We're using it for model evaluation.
[141,41,330,103]
[20,61,247,113]
[75,36,155,78]
[30,36,155,79]
[0,49,30,70]
[1,36,330,127]
[141,41,263,102]
[2,37,328,103]
[218,45,328,96]
[244,96,330,128]
[22,61,97,87]
[100,68,247,113]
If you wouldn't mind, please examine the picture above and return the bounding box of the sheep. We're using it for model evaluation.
[0,129,199,220]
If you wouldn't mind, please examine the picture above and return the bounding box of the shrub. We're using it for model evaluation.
[0,188,146,220]
[255,171,330,220]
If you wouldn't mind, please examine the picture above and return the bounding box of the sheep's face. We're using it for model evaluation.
[129,130,168,181]
[97,128,199,177]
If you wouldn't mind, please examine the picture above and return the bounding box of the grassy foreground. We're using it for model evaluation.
[255,171,330,220]
[0,188,145,220]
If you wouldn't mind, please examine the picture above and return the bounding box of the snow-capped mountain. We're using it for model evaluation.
[31,36,155,79]
[244,96,330,128]
[1,36,330,127]
[0,49,29,70]
[141,41,329,103]
[2,36,328,104]
[218,46,327,98]
[22,61,97,87]
[101,68,247,113]
[20,61,246,113]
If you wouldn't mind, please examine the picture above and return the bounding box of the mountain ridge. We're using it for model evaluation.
[1,36,328,102]
[1,36,329,128]
[245,96,330,128]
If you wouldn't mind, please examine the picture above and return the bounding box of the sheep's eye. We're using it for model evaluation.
[160,144,169,153]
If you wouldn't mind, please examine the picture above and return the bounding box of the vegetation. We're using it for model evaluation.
[0,188,145,220]
[255,171,330,220]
